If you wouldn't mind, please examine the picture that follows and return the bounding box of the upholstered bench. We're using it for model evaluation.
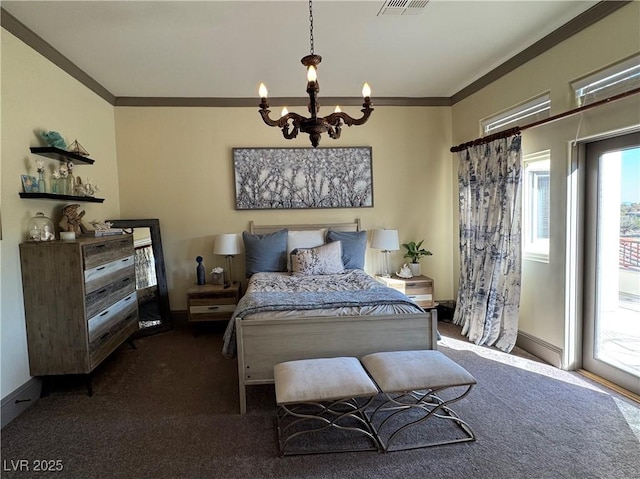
[360,350,477,452]
[274,357,381,456]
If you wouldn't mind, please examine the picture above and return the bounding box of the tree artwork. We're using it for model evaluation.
[233,148,373,210]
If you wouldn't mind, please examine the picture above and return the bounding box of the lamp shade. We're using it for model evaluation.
[213,233,243,256]
[371,229,399,251]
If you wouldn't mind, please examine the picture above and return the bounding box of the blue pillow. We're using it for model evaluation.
[326,229,367,270]
[243,229,288,277]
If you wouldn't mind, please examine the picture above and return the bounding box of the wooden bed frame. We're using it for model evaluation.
[235,219,438,414]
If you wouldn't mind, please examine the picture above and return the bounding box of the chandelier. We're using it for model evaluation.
[258,0,373,148]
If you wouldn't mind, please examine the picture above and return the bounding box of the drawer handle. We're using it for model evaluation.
[121,277,131,284]
[99,310,110,317]
[96,266,106,271]
[97,289,107,295]
[406,283,417,287]
[208,306,220,310]
[124,296,132,301]
[95,244,106,249]
[122,258,130,263]
[100,332,109,340]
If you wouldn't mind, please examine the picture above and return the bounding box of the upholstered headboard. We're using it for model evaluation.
[249,219,361,235]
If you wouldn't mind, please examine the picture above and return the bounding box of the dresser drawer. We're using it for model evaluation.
[88,291,137,342]
[84,255,135,294]
[85,272,136,319]
[89,308,138,367]
[83,237,133,270]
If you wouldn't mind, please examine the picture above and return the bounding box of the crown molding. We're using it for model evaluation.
[451,1,631,104]
[113,96,452,107]
[1,2,629,108]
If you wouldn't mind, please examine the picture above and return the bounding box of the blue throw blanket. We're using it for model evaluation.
[222,287,424,359]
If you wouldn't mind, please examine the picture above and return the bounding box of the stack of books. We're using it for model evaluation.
[91,228,124,237]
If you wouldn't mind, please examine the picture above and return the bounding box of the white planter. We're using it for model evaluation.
[408,263,421,277]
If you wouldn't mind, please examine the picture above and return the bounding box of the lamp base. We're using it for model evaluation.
[224,255,235,286]
[381,250,392,278]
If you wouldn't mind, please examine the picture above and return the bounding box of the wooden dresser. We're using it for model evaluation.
[19,235,139,378]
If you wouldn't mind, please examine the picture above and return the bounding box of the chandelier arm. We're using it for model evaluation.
[280,112,306,139]
[327,124,342,140]
[325,104,374,128]
[258,108,281,127]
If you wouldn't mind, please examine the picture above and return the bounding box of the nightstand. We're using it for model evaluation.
[186,283,242,323]
[377,275,434,308]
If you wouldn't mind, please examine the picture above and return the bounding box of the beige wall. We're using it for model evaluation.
[114,105,454,310]
[0,30,121,397]
[451,2,640,365]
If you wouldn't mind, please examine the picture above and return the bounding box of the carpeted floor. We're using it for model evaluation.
[1,321,639,479]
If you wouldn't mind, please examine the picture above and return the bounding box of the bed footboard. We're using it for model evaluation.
[235,310,437,414]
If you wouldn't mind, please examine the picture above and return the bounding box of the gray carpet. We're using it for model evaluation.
[1,322,639,479]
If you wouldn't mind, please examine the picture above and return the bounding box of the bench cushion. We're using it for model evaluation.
[360,350,476,393]
[275,357,379,404]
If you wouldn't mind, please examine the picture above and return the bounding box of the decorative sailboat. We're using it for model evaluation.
[67,139,90,157]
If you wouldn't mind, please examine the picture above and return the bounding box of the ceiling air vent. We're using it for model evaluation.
[377,0,429,16]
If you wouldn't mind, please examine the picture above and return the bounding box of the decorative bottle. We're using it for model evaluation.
[37,171,46,193]
[196,256,206,285]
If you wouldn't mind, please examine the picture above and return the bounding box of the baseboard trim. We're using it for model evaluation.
[516,331,563,369]
[1,377,42,428]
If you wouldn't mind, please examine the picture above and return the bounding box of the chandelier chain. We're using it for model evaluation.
[308,0,314,55]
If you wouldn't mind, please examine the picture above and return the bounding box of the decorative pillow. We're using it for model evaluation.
[242,229,288,277]
[291,241,344,275]
[286,228,327,271]
[326,229,367,270]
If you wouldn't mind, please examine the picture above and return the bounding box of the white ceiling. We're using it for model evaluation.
[3,1,600,100]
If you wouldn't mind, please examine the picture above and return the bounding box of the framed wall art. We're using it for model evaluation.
[21,175,39,193]
[233,147,373,210]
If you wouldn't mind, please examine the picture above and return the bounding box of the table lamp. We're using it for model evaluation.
[371,229,399,277]
[213,233,243,285]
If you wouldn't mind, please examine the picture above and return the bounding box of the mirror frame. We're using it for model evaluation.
[108,218,172,330]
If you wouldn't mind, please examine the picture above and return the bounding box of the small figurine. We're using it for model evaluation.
[40,130,67,150]
[396,263,413,279]
[196,256,205,285]
[59,204,87,233]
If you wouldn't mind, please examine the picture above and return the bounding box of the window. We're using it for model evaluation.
[523,150,550,261]
[481,94,550,135]
[571,54,640,107]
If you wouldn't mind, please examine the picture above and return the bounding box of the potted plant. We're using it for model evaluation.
[401,240,432,276]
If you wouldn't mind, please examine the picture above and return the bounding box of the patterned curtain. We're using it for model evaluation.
[452,134,522,352]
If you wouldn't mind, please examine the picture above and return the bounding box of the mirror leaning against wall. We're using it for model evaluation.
[108,218,172,337]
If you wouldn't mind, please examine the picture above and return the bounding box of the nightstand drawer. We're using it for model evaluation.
[189,304,236,321]
[190,304,237,314]
[406,294,433,307]
[404,283,432,295]
[186,283,242,323]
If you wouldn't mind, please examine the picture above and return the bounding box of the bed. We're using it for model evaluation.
[224,220,438,414]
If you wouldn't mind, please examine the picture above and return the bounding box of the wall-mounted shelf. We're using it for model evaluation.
[30,146,95,165]
[19,192,104,203]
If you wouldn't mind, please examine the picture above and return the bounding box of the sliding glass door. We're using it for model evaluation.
[583,132,640,395]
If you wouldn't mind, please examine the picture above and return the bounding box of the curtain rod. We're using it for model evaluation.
[450,87,640,153]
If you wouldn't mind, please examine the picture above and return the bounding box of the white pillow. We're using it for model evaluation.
[287,229,326,271]
[291,241,344,275]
